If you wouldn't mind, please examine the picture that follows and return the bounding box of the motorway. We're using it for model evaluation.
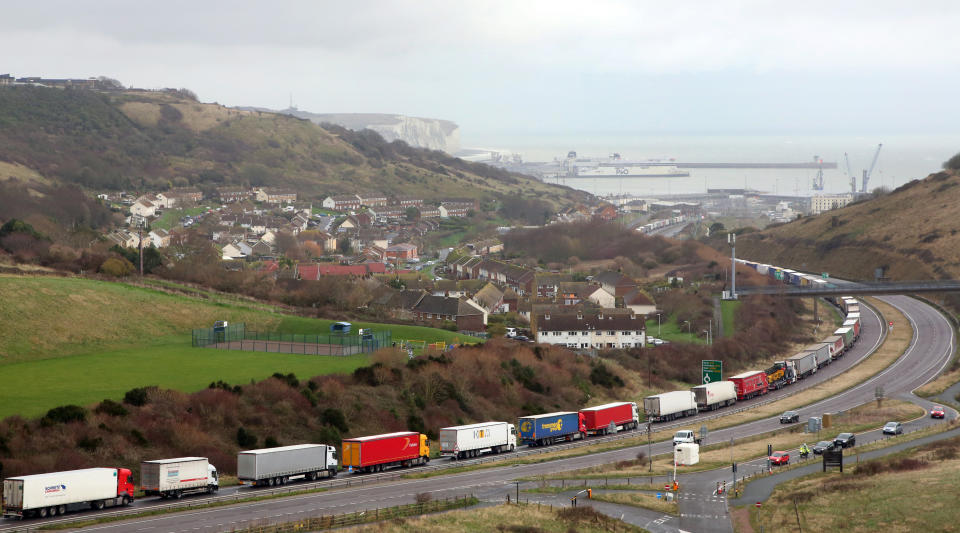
[2,295,954,532]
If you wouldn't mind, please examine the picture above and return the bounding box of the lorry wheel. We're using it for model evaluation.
[510,445,515,452]
[94,500,105,510]
[329,469,337,478]
[38,507,48,518]
[174,491,182,500]
[122,496,130,506]
[57,506,66,516]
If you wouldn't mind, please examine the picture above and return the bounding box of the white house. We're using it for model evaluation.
[147,228,170,248]
[130,198,157,218]
[221,242,244,260]
[534,310,645,349]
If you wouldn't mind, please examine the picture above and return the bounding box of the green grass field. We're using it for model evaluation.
[0,275,478,419]
[644,313,706,344]
[721,300,741,337]
[150,206,210,230]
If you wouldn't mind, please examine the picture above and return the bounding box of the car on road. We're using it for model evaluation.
[780,410,800,424]
[882,422,903,435]
[931,406,946,419]
[834,432,856,448]
[812,440,834,455]
[769,451,790,466]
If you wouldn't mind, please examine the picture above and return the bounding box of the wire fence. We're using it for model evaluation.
[192,323,391,356]
[228,495,477,532]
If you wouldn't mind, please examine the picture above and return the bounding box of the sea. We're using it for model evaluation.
[462,134,960,198]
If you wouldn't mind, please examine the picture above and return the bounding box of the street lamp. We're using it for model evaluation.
[656,312,662,338]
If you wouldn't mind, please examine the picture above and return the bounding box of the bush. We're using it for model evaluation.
[264,436,279,448]
[237,427,258,448]
[589,363,625,388]
[99,256,135,277]
[95,399,128,417]
[272,372,299,388]
[42,405,87,425]
[129,429,148,446]
[76,436,103,452]
[415,492,432,504]
[123,387,151,406]
[943,152,960,170]
[320,408,349,433]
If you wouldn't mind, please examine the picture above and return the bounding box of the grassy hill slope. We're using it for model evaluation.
[737,169,960,282]
[0,86,588,208]
[0,275,473,418]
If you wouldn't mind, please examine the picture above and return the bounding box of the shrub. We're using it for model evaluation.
[123,387,151,407]
[943,152,960,170]
[95,399,129,417]
[320,408,349,433]
[42,405,87,426]
[415,492,432,504]
[76,436,103,452]
[315,426,341,446]
[237,427,258,448]
[264,436,279,448]
[129,429,148,446]
[272,372,299,388]
[99,256,135,277]
[589,363,625,388]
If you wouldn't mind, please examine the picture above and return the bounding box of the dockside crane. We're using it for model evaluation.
[860,143,882,193]
[812,155,824,191]
[845,152,855,193]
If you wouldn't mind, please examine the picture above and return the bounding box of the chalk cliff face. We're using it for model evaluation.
[281,110,460,153]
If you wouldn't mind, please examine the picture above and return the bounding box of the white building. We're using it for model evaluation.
[534,310,645,349]
[810,194,854,215]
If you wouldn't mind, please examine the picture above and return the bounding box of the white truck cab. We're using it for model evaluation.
[508,423,517,449]
[327,445,339,471]
[673,430,700,446]
[208,464,219,489]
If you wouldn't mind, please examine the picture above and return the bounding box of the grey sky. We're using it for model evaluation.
[3,1,959,143]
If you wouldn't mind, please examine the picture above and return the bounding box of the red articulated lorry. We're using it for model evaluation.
[729,371,769,400]
[579,402,639,436]
[341,432,430,474]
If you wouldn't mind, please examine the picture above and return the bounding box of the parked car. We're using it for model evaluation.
[882,422,903,435]
[834,433,856,448]
[513,335,530,342]
[812,440,834,455]
[780,411,800,424]
[769,451,790,466]
[931,406,946,419]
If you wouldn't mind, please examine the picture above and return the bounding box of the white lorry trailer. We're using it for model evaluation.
[2,467,135,519]
[691,381,737,411]
[238,444,338,486]
[802,343,832,369]
[643,391,698,422]
[439,421,517,459]
[787,351,817,379]
[140,457,218,499]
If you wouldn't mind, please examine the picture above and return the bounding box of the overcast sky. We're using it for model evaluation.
[3,1,960,144]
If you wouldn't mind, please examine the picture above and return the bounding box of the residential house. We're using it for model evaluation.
[235,241,254,257]
[385,243,418,260]
[624,290,657,315]
[369,206,405,221]
[536,273,574,299]
[251,241,272,257]
[147,228,170,248]
[412,295,487,332]
[217,187,251,203]
[595,271,637,298]
[534,309,645,349]
[470,283,505,314]
[261,230,277,244]
[467,238,503,255]
[419,207,441,218]
[221,242,244,260]
[166,188,203,205]
[130,198,157,218]
[255,188,297,204]
[502,287,518,313]
[393,196,423,208]
[107,230,140,249]
[291,213,310,232]
[356,192,388,207]
[315,231,337,252]
[297,263,320,280]
[322,195,362,211]
[439,202,472,218]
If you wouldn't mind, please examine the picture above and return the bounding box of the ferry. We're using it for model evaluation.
[562,151,689,178]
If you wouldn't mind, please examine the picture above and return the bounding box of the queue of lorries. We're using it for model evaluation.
[1,262,867,520]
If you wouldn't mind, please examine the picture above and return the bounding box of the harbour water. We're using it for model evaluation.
[464,134,960,198]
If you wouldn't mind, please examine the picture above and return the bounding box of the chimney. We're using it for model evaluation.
[577,311,583,320]
[630,312,636,320]
[545,313,550,320]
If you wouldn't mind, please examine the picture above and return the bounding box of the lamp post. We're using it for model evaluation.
[656,312,662,338]
[683,320,691,335]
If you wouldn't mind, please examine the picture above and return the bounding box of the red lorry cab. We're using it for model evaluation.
[729,371,769,400]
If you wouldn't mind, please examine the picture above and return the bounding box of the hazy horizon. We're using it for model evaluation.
[3,1,959,142]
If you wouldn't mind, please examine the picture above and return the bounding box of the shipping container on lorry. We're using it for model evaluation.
[2,468,134,519]
[845,304,860,315]
[518,412,585,446]
[141,457,218,499]
[841,297,858,313]
[843,317,861,340]
[787,351,818,379]
[580,402,639,435]
[824,335,845,359]
[341,432,429,473]
[439,422,517,459]
[643,391,698,422]
[729,371,769,400]
[834,327,854,349]
[238,444,338,487]
[802,343,832,369]
[691,381,737,410]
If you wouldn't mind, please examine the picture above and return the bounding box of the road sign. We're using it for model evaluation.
[755,502,762,508]
[821,272,829,279]
[702,360,722,384]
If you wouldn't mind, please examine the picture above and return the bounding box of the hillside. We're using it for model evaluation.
[0,86,588,207]
[0,275,474,418]
[736,169,960,283]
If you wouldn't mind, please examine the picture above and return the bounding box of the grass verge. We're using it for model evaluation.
[591,490,679,515]
[734,434,960,532]
[38,487,329,530]
[337,502,643,533]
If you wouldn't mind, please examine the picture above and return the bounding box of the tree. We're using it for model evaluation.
[99,256,135,277]
[943,152,960,170]
[405,206,420,221]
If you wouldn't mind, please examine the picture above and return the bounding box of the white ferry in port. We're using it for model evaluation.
[562,151,689,178]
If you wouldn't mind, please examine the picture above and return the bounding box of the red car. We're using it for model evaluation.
[931,406,945,419]
[769,451,790,466]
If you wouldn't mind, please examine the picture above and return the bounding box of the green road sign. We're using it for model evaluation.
[774,271,783,280]
[702,360,722,384]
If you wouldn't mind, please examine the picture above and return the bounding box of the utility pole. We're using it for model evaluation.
[136,215,145,277]
[728,233,737,299]
[647,422,652,472]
